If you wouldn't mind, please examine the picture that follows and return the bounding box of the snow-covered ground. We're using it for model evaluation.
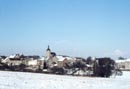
[0,71,130,89]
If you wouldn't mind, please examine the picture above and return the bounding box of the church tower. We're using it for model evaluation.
[45,45,51,59]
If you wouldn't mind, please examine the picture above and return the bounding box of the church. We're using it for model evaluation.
[45,46,58,68]
[44,46,72,69]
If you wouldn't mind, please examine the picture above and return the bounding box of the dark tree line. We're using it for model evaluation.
[93,58,115,77]
[48,57,118,77]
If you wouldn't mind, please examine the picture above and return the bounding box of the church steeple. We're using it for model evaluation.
[45,45,51,58]
[46,45,51,51]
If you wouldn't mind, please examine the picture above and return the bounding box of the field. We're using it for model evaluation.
[0,71,130,89]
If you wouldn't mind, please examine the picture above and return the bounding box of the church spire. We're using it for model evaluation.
[46,45,51,51]
[45,45,51,58]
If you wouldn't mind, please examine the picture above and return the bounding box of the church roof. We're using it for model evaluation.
[46,45,51,51]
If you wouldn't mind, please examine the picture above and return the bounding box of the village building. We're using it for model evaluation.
[44,46,75,68]
[1,54,41,67]
[44,46,58,68]
[56,55,70,68]
[0,56,6,63]
[1,54,23,66]
[116,59,130,71]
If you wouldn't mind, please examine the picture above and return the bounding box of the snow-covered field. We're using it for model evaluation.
[0,71,130,89]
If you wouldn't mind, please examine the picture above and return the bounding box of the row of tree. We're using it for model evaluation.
[48,57,122,77]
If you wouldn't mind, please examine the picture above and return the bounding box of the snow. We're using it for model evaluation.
[56,56,65,61]
[0,71,130,89]
[116,58,130,63]
[9,55,16,59]
[39,57,45,60]
[56,55,74,62]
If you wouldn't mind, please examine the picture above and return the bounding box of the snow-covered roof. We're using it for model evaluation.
[66,57,72,60]
[56,56,75,61]
[9,55,16,59]
[116,59,130,63]
[56,56,66,61]
[1,57,10,63]
[91,57,96,60]
[39,57,45,60]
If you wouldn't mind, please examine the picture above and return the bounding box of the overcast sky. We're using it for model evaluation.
[0,0,130,59]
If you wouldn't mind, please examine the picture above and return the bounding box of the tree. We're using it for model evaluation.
[118,57,126,60]
[93,58,115,77]
[86,56,93,64]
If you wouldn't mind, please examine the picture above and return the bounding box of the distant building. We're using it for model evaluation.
[116,59,130,71]
[2,54,24,66]
[56,56,69,68]
[44,46,58,68]
[1,54,41,67]
[45,45,51,59]
[44,46,75,68]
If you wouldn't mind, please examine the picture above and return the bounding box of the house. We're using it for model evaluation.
[23,55,41,67]
[0,56,6,62]
[56,55,68,68]
[57,55,76,68]
[1,54,23,66]
[116,59,130,71]
[74,57,86,65]
[0,56,6,59]
[1,54,41,66]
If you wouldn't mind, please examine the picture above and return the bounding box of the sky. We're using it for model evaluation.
[0,0,130,59]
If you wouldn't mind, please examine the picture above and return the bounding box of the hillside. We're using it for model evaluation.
[0,71,130,89]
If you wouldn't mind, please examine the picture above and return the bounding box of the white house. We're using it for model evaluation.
[116,59,130,71]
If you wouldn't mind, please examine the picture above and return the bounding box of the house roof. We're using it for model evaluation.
[56,56,74,61]
[24,55,40,59]
[56,56,66,61]
[9,55,16,59]
[39,57,46,60]
[116,59,130,63]
[0,56,6,59]
[51,52,56,57]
